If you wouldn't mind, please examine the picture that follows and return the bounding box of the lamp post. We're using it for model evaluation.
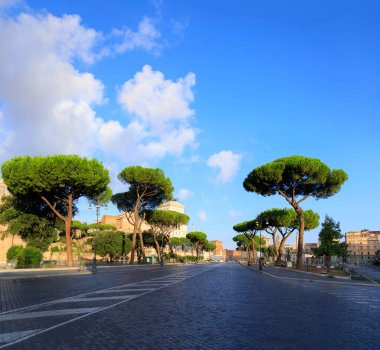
[160,234,164,266]
[256,218,269,271]
[89,202,105,274]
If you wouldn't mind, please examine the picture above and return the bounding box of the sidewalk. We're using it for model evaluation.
[242,263,379,286]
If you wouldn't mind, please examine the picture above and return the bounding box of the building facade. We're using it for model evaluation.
[210,240,226,261]
[0,179,10,203]
[346,230,380,265]
[101,201,188,238]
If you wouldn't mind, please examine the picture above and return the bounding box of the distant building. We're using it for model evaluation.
[210,240,226,261]
[346,230,380,265]
[101,200,188,238]
[0,179,10,203]
[225,249,244,262]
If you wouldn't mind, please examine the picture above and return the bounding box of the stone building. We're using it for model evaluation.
[210,240,226,261]
[346,230,380,265]
[101,201,188,238]
[0,179,10,203]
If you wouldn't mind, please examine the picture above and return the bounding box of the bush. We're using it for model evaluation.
[6,245,24,261]
[184,255,197,263]
[16,246,43,268]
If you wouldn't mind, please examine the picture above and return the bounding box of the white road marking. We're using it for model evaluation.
[0,265,222,349]
[0,308,100,322]
[0,330,41,344]
[67,295,137,302]
[94,288,153,293]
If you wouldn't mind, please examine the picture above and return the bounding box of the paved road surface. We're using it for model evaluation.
[0,263,379,349]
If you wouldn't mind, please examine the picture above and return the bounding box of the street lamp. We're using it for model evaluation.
[256,218,269,271]
[160,234,164,266]
[89,202,107,274]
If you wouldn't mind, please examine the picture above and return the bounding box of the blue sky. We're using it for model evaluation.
[0,0,379,249]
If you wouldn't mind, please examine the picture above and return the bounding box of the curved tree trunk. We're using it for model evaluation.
[129,206,139,264]
[275,237,287,266]
[153,234,161,262]
[251,239,257,263]
[295,206,305,270]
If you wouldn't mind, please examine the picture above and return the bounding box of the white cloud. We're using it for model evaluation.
[207,151,242,183]
[177,188,193,201]
[106,65,197,162]
[0,10,196,166]
[119,65,195,129]
[0,0,22,11]
[0,12,103,159]
[113,17,162,55]
[198,210,207,222]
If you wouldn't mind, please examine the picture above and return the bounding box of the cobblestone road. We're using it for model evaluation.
[1,263,379,350]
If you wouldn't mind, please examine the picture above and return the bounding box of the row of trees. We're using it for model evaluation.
[233,208,319,265]
[1,155,215,266]
[235,156,348,269]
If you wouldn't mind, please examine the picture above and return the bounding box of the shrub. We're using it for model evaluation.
[6,245,24,261]
[16,246,43,268]
[184,255,197,263]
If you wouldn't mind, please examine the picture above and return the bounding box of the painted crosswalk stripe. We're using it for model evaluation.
[67,296,137,302]
[0,308,100,322]
[94,288,154,293]
[0,330,41,344]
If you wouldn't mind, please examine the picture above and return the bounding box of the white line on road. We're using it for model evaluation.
[0,330,41,344]
[0,265,222,349]
[0,308,100,322]
[67,295,137,302]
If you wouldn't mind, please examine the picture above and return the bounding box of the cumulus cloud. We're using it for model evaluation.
[198,210,207,222]
[113,17,162,55]
[107,65,197,162]
[0,9,196,166]
[177,188,193,201]
[119,65,195,128]
[207,151,242,183]
[0,12,103,158]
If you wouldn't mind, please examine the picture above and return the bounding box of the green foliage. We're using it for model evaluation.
[256,208,319,232]
[243,156,347,269]
[1,155,110,266]
[0,195,61,251]
[93,231,132,261]
[6,245,23,261]
[186,231,207,245]
[233,220,257,233]
[112,166,174,213]
[146,209,189,228]
[183,255,197,262]
[2,155,110,200]
[243,156,348,200]
[186,231,209,260]
[233,234,250,249]
[50,246,61,253]
[313,216,346,257]
[16,246,43,268]
[203,242,216,252]
[87,223,117,231]
[111,166,174,263]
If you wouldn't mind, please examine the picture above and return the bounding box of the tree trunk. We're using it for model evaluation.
[295,206,305,270]
[325,255,331,272]
[246,246,250,265]
[275,238,287,266]
[271,233,279,258]
[153,234,161,262]
[251,239,257,263]
[129,206,139,264]
[65,193,73,267]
